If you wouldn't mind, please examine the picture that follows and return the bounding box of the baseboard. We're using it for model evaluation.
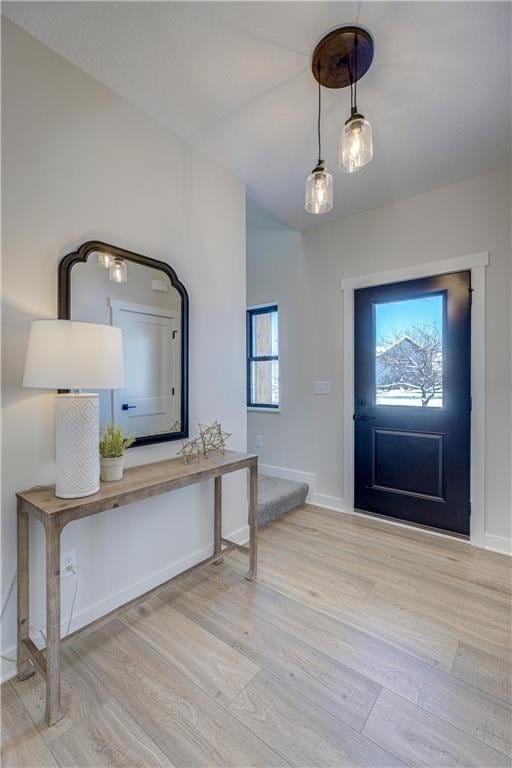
[308,492,347,512]
[0,523,250,684]
[259,463,316,498]
[484,534,512,556]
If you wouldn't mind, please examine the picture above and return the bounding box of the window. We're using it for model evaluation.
[375,294,444,407]
[247,305,279,408]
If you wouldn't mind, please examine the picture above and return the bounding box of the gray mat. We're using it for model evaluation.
[258,474,309,527]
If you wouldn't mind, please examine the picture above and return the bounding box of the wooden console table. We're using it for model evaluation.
[16,450,258,726]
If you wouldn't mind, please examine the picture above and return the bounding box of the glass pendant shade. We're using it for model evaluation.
[339,114,373,173]
[305,163,333,214]
[97,252,112,269]
[109,257,127,283]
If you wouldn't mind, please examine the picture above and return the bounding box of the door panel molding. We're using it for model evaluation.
[342,252,487,548]
[371,428,445,501]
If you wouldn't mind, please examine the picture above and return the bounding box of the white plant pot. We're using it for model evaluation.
[100,456,124,482]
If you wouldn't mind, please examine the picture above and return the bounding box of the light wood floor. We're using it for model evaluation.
[2,504,511,768]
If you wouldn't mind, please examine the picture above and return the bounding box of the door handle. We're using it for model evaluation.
[122,404,136,411]
[354,414,376,421]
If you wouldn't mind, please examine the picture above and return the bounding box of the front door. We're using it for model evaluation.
[354,272,471,535]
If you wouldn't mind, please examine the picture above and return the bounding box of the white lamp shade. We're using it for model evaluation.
[23,320,125,390]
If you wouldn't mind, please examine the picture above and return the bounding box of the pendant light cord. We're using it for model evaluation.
[349,32,359,116]
[317,64,322,162]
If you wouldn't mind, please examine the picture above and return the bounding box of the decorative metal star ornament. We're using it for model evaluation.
[198,421,232,457]
[176,436,201,464]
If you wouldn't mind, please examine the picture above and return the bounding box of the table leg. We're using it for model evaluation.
[246,461,258,581]
[44,517,64,726]
[213,475,223,564]
[17,501,34,681]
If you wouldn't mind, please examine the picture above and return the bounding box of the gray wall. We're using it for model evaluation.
[247,167,511,545]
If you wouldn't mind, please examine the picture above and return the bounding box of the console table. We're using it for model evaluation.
[16,450,258,726]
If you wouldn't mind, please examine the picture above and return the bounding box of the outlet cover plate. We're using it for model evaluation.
[61,549,77,578]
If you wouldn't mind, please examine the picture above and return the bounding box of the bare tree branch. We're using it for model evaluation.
[376,322,442,406]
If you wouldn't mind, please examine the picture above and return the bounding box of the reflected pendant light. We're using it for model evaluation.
[310,25,374,183]
[97,252,112,269]
[305,65,333,215]
[109,257,127,283]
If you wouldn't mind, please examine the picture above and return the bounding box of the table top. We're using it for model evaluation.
[17,450,257,521]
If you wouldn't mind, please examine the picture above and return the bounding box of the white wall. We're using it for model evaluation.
[1,20,247,678]
[247,167,512,547]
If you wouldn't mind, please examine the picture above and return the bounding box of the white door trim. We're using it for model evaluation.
[109,298,177,319]
[342,251,488,548]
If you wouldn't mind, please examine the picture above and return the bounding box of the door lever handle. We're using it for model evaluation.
[355,414,376,421]
[122,404,136,411]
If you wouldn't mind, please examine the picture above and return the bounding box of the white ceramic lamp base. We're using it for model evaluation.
[55,393,100,499]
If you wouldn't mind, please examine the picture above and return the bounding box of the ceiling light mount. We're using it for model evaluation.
[312,25,374,90]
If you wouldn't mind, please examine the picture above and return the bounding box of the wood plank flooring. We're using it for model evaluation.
[2,504,511,767]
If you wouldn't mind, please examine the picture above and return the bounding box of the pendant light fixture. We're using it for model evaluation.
[305,65,333,215]
[305,25,374,213]
[339,33,373,172]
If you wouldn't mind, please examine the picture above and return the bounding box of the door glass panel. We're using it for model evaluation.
[251,360,279,405]
[375,294,443,407]
[252,311,278,356]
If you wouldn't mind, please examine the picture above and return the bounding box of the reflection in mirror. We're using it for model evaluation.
[70,252,183,439]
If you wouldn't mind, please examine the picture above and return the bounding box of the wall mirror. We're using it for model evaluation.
[59,241,188,446]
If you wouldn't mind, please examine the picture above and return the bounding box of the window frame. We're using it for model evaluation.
[246,304,279,409]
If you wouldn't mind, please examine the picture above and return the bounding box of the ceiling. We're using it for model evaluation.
[3,1,511,230]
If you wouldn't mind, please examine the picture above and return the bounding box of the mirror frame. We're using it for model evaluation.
[58,240,189,447]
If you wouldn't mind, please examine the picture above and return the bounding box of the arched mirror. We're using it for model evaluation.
[58,241,189,446]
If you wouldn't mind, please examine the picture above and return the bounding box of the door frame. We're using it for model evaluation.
[341,251,488,548]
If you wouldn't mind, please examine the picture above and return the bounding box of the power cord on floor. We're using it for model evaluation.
[1,564,79,665]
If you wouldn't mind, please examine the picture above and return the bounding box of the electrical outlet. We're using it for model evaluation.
[61,549,77,579]
[314,381,331,395]
[255,435,264,448]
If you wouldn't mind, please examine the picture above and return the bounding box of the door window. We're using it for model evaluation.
[374,294,444,407]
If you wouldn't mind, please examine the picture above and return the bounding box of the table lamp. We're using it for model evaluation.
[23,320,125,498]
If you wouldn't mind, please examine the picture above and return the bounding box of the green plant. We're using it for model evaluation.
[99,423,134,458]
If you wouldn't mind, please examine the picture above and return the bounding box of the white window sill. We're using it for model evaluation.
[247,407,281,413]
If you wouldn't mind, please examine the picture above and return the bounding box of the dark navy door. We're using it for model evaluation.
[354,272,471,535]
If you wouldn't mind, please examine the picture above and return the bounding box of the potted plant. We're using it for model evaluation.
[99,423,134,482]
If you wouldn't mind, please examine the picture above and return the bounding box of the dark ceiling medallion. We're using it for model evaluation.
[312,25,374,89]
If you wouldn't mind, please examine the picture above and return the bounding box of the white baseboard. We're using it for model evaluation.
[259,463,315,493]
[484,534,512,556]
[308,492,346,512]
[0,523,250,684]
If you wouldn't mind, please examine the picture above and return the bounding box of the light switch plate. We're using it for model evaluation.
[255,435,264,447]
[314,381,331,395]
